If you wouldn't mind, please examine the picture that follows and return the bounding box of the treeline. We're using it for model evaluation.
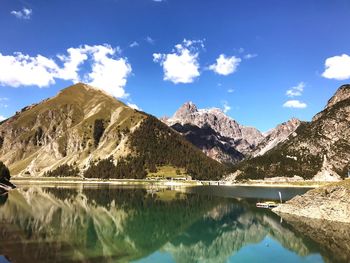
[83,156,147,179]
[0,161,15,189]
[128,116,227,180]
[44,164,80,177]
[93,119,105,147]
[0,161,10,183]
[234,148,323,180]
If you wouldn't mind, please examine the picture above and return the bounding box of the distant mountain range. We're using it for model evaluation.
[162,102,300,164]
[0,82,348,181]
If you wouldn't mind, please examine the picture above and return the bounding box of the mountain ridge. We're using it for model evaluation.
[164,101,301,163]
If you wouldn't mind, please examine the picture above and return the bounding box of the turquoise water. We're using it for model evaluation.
[0,185,347,263]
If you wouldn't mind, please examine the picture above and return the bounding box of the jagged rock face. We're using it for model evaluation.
[0,83,146,176]
[325,84,350,109]
[253,118,301,156]
[236,84,350,180]
[170,123,244,164]
[313,84,350,121]
[166,102,264,157]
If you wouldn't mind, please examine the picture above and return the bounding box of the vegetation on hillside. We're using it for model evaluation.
[93,119,105,147]
[84,156,147,179]
[44,164,80,177]
[235,147,323,180]
[129,116,227,180]
[0,161,10,182]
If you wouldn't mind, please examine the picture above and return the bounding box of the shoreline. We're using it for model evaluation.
[10,177,328,188]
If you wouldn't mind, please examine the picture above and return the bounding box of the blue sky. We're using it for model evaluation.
[1,0,350,131]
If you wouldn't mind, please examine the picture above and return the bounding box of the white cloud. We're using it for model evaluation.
[0,52,58,87]
[84,45,131,98]
[11,8,32,19]
[209,54,241,76]
[283,100,307,109]
[322,54,350,80]
[222,101,231,113]
[153,0,165,2]
[0,44,132,98]
[227,88,234,93]
[244,53,257,59]
[153,39,202,84]
[56,47,88,82]
[145,36,155,45]
[127,102,141,110]
[0,115,6,121]
[286,82,305,97]
[129,41,139,48]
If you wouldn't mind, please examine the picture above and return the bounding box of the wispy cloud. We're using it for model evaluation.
[286,82,305,97]
[153,39,203,84]
[222,101,231,113]
[145,36,155,45]
[227,88,234,93]
[127,102,141,110]
[11,8,32,19]
[129,41,139,48]
[209,54,241,76]
[0,97,9,108]
[322,54,350,80]
[244,53,257,59]
[283,82,307,108]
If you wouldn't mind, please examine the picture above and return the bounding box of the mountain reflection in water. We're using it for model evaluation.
[0,185,347,263]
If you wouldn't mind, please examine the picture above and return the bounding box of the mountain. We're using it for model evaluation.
[234,84,350,180]
[253,118,301,157]
[0,83,225,180]
[166,102,265,153]
[170,123,244,164]
[164,102,301,164]
[164,102,264,163]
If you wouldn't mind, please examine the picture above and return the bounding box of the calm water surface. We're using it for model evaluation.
[0,185,348,263]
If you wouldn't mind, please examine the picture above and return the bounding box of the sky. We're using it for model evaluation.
[1,0,350,131]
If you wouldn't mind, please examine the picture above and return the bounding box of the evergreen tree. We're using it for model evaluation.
[0,161,10,182]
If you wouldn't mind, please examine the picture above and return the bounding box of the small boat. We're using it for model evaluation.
[256,201,279,209]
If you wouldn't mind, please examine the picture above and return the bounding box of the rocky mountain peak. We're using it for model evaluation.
[288,117,301,126]
[254,117,301,156]
[326,84,350,109]
[166,102,264,155]
[173,101,198,120]
[313,84,350,122]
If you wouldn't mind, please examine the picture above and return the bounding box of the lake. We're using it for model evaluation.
[0,184,349,263]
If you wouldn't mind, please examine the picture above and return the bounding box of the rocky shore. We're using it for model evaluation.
[273,179,350,223]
